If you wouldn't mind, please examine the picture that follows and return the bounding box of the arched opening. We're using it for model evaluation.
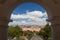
[8,2,52,40]
[0,0,60,40]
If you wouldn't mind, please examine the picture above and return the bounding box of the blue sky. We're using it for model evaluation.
[13,2,45,14]
[8,2,48,26]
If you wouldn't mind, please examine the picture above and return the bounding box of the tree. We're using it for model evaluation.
[14,26,22,37]
[37,23,52,40]
[8,25,23,40]
[8,26,16,39]
[14,26,23,40]
[43,24,52,37]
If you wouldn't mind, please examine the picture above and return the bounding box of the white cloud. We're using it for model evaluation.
[8,10,48,26]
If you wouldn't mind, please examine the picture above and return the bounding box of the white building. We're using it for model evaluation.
[21,25,41,32]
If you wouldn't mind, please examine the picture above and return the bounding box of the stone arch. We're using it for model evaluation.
[0,0,60,40]
[7,0,54,20]
[0,0,53,19]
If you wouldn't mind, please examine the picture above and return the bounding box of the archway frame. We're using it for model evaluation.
[0,0,60,40]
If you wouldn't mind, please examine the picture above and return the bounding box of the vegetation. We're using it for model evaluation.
[8,23,52,40]
[24,31,34,40]
[8,25,22,39]
[37,23,52,40]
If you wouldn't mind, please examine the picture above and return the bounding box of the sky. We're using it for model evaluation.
[8,2,48,26]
